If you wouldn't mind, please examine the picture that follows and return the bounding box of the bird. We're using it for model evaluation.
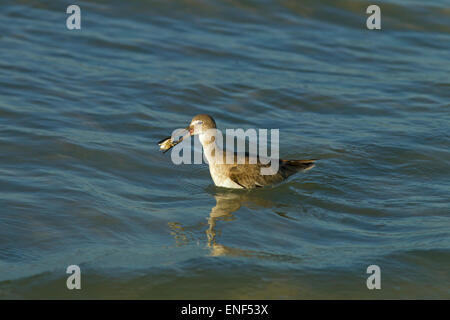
[159,114,316,189]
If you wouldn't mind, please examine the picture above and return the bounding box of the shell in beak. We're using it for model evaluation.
[158,128,192,153]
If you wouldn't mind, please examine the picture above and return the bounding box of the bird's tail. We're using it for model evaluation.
[281,159,317,171]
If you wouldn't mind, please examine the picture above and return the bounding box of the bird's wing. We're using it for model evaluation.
[228,161,286,189]
[228,157,317,189]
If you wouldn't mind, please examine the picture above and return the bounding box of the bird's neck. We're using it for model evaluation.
[199,132,220,165]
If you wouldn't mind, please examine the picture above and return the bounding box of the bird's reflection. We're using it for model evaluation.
[206,190,244,254]
[205,190,271,254]
[168,188,299,259]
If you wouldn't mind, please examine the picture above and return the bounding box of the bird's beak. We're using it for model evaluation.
[177,126,192,142]
[158,126,192,154]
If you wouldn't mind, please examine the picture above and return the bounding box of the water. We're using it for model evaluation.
[0,0,449,299]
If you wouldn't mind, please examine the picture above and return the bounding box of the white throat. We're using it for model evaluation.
[198,132,220,165]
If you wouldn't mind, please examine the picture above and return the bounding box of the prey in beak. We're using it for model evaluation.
[158,126,192,153]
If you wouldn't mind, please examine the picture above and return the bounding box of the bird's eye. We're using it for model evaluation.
[193,120,203,125]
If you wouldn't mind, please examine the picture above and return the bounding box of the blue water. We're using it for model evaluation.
[0,0,449,298]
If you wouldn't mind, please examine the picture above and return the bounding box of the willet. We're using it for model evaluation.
[159,114,316,189]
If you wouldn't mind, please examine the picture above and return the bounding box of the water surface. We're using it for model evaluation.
[0,0,449,299]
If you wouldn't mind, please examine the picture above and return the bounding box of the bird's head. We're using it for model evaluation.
[186,114,217,136]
